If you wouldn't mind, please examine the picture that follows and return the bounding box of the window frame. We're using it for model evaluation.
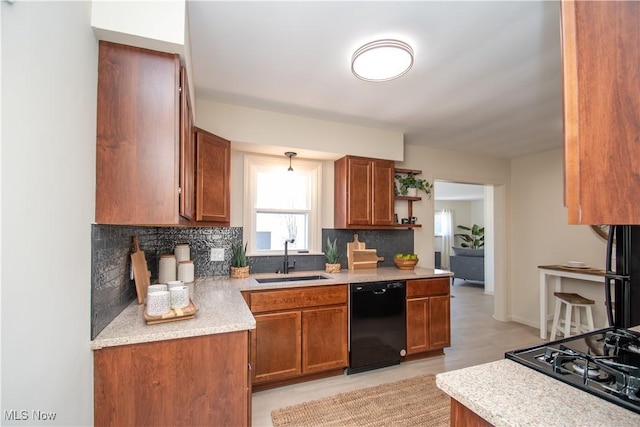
[243,154,323,256]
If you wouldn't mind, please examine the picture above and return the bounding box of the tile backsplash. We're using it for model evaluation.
[91,225,413,339]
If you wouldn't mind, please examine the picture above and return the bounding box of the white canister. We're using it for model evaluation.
[178,260,195,283]
[174,244,190,263]
[146,291,171,316]
[167,280,184,289]
[170,285,190,309]
[158,254,177,284]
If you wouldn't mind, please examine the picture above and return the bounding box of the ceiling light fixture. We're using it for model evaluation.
[351,39,414,82]
[285,151,297,171]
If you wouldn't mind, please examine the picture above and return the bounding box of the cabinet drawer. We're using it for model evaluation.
[249,285,347,313]
[407,278,450,298]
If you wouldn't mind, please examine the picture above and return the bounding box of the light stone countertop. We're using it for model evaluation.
[436,359,640,426]
[91,267,452,350]
[90,276,255,350]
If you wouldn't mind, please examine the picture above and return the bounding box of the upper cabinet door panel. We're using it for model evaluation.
[372,159,395,225]
[96,41,183,225]
[195,128,230,225]
[347,157,373,225]
[562,0,640,224]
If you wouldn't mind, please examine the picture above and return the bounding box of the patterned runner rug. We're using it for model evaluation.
[271,373,450,427]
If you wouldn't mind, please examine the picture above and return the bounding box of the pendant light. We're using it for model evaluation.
[285,151,297,171]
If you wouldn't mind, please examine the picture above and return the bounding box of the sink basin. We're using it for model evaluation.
[255,275,330,284]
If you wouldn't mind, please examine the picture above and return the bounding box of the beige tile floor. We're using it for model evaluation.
[251,280,545,426]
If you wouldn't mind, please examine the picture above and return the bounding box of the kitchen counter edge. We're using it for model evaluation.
[91,267,451,350]
[436,359,640,426]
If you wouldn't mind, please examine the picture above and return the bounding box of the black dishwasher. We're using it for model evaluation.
[347,281,406,374]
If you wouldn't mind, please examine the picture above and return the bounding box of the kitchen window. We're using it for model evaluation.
[244,154,322,255]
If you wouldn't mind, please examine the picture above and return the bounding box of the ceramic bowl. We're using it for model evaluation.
[393,258,419,270]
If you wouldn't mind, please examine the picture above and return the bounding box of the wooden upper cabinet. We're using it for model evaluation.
[194,128,231,225]
[179,67,195,221]
[334,156,395,228]
[561,1,640,224]
[96,41,189,226]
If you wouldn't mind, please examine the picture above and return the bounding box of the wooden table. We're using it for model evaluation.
[538,265,605,340]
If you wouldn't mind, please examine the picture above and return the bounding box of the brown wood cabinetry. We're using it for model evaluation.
[96,41,190,226]
[179,67,195,221]
[244,285,348,390]
[450,398,493,427]
[406,278,451,355]
[334,156,395,228]
[561,1,640,224]
[194,128,231,225]
[93,332,250,426]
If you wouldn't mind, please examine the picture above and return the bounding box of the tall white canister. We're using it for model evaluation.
[158,254,177,283]
[174,244,190,263]
[178,260,195,283]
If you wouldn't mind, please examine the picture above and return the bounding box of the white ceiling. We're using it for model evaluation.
[188,1,563,159]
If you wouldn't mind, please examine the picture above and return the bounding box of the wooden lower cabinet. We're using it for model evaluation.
[302,306,349,373]
[94,331,250,427]
[450,398,493,427]
[253,311,302,383]
[406,278,451,355]
[245,285,348,389]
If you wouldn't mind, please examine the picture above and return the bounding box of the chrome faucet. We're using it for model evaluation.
[283,239,296,274]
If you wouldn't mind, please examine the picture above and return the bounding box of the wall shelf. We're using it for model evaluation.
[394,167,424,227]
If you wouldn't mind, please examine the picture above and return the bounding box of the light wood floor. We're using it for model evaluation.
[251,280,544,426]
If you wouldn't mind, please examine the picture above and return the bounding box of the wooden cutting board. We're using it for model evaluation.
[131,236,150,304]
[347,234,366,270]
[352,249,384,269]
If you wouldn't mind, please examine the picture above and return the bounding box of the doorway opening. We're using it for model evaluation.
[433,180,507,322]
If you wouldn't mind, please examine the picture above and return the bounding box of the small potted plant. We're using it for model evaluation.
[395,173,432,197]
[230,241,249,278]
[324,237,342,273]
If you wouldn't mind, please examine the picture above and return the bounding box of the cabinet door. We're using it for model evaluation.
[347,157,373,225]
[253,311,302,384]
[96,41,182,225]
[302,306,348,373]
[429,295,451,349]
[562,1,640,224]
[179,67,195,221]
[406,297,430,354]
[94,333,249,427]
[195,128,230,225]
[372,159,395,225]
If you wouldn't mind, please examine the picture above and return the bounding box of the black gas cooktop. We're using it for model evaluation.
[506,327,640,414]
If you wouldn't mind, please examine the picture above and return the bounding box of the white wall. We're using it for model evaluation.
[510,149,607,328]
[2,2,96,425]
[197,100,405,161]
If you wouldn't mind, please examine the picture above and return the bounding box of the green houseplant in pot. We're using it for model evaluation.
[455,224,485,249]
[324,237,342,273]
[395,173,432,198]
[230,241,249,278]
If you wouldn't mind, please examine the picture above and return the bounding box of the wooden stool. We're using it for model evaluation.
[549,292,595,340]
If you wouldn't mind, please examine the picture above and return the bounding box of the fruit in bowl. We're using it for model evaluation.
[393,253,419,270]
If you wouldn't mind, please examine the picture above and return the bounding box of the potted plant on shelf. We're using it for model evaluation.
[324,237,342,273]
[395,173,432,198]
[230,241,249,278]
[455,224,485,249]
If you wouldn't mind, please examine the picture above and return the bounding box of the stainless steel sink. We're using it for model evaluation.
[255,275,330,284]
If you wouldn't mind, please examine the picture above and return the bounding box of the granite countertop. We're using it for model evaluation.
[229,266,452,291]
[436,359,640,426]
[91,277,255,350]
[91,267,452,350]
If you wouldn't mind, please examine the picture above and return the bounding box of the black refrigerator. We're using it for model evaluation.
[605,225,640,328]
